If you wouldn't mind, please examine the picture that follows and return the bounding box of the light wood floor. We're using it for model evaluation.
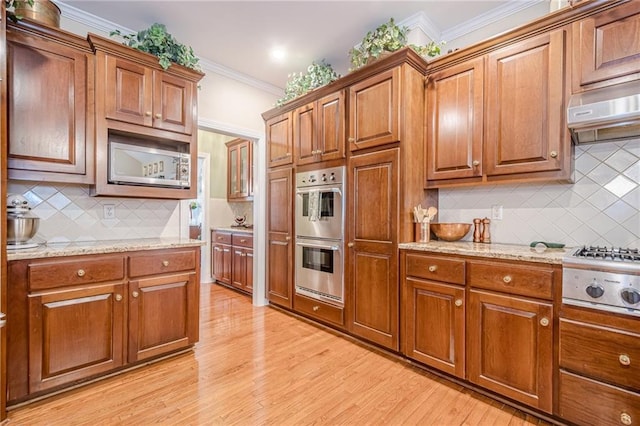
[6,284,553,425]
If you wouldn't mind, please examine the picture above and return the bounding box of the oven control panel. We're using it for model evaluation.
[563,267,640,316]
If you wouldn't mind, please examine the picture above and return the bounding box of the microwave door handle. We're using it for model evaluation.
[296,242,340,251]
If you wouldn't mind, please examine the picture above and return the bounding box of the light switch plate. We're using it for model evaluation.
[491,205,503,220]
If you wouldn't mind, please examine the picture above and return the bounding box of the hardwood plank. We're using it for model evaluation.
[7,284,548,425]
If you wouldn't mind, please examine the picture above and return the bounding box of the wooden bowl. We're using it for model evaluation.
[430,223,472,242]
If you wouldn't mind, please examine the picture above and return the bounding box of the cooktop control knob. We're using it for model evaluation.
[329,174,335,181]
[321,174,327,182]
[585,284,604,298]
[621,288,640,305]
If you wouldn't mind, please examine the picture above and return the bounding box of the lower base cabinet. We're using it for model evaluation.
[7,246,201,404]
[212,230,253,295]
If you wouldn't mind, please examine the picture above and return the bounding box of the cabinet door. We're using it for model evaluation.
[231,246,246,290]
[573,1,640,90]
[317,90,345,162]
[485,30,566,177]
[104,55,153,127]
[348,68,400,151]
[426,58,484,181]
[128,272,198,362]
[293,101,317,165]
[266,111,293,167]
[468,289,553,413]
[152,71,195,134]
[226,139,253,200]
[7,30,92,181]
[404,278,465,378]
[212,243,231,285]
[348,148,399,350]
[245,248,254,293]
[267,168,293,308]
[28,283,125,393]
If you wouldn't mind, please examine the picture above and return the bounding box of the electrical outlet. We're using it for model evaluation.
[103,204,116,219]
[491,205,503,220]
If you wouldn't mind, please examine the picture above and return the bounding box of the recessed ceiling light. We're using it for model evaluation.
[270,46,287,62]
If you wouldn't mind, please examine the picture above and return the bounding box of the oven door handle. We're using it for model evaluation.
[296,242,340,251]
[295,188,342,196]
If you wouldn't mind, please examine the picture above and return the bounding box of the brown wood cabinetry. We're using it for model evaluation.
[231,233,253,294]
[294,294,344,328]
[6,20,94,183]
[558,305,640,426]
[572,0,640,91]
[266,168,294,308]
[426,58,484,182]
[1,1,7,419]
[347,148,399,350]
[266,111,293,168]
[7,246,200,404]
[348,68,400,151]
[402,252,466,378]
[88,33,203,199]
[211,231,232,286]
[294,90,345,165]
[226,138,253,200]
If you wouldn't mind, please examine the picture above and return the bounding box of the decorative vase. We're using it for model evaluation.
[14,0,61,28]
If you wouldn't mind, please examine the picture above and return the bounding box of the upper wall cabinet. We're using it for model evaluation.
[88,33,204,199]
[7,20,95,184]
[572,0,640,92]
[293,90,345,166]
[226,138,253,201]
[104,55,195,135]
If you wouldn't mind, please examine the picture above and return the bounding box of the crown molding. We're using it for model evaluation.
[198,118,263,141]
[442,0,543,42]
[54,1,284,96]
[399,11,442,42]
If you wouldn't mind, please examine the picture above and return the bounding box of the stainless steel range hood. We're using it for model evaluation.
[567,80,640,144]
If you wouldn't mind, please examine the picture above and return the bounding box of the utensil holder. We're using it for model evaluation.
[415,222,430,243]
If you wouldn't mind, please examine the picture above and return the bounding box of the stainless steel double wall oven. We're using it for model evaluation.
[294,166,345,306]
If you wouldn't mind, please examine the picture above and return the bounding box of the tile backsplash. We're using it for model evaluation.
[8,181,181,243]
[439,139,640,248]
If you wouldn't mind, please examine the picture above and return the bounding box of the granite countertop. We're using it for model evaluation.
[399,241,573,265]
[212,226,254,234]
[7,238,206,261]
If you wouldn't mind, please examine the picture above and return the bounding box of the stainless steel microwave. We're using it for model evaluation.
[109,142,190,188]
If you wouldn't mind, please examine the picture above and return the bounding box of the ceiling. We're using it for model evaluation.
[58,1,549,93]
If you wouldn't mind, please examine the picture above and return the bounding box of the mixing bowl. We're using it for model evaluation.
[7,215,40,244]
[430,223,472,242]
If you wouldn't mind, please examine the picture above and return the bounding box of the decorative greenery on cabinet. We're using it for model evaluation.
[276,60,340,107]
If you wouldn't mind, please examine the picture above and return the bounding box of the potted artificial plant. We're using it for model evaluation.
[276,60,340,107]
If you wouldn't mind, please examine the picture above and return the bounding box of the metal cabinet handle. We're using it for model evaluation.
[286,152,292,157]
[154,113,162,119]
[455,299,463,307]
[550,151,558,158]
[621,413,632,426]
[240,239,246,243]
[428,265,437,272]
[285,236,291,241]
[312,306,319,312]
[217,236,224,240]
[0,313,6,328]
[347,242,354,248]
[540,317,549,327]
[145,111,152,117]
[472,160,480,166]
[77,269,86,277]
[115,294,123,302]
[503,275,512,284]
[348,137,355,143]
[619,354,631,366]
[132,291,139,298]
[162,260,169,267]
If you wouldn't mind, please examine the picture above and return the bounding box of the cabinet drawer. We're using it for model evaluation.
[128,249,196,277]
[294,294,344,327]
[212,231,232,245]
[559,370,640,426]
[467,260,554,300]
[28,256,125,291]
[232,233,253,248]
[405,253,465,285]
[560,318,640,389]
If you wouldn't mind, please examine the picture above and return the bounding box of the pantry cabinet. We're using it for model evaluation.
[294,90,345,165]
[7,246,201,404]
[226,138,253,201]
[266,111,293,168]
[266,168,294,308]
[572,0,640,91]
[6,20,94,183]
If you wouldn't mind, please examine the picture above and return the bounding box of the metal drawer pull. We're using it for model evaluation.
[0,313,6,328]
[428,265,437,272]
[503,275,512,283]
[550,151,558,158]
[77,269,86,277]
[132,291,139,298]
[155,113,162,119]
[115,294,123,302]
[312,306,319,312]
[240,239,246,243]
[145,111,152,117]
[619,354,631,366]
[348,137,355,143]
[621,413,632,426]
[162,260,169,267]
[472,160,480,166]
[540,317,549,327]
[455,299,463,307]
